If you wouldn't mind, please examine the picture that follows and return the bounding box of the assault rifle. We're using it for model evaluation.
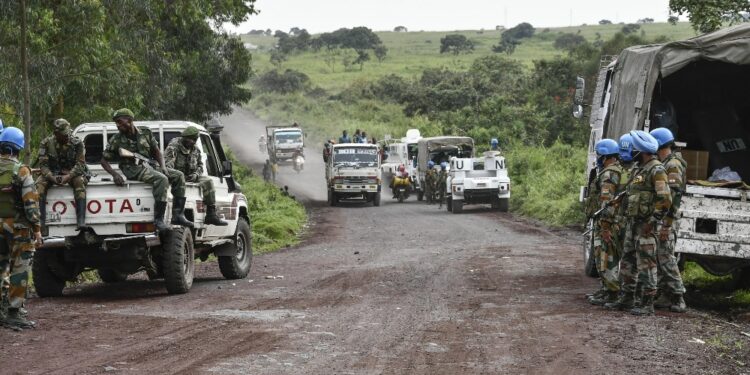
[119,148,159,169]
[582,162,639,236]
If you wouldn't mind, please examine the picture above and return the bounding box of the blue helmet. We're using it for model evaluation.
[0,127,25,151]
[595,138,619,157]
[619,134,633,163]
[650,127,674,148]
[629,130,658,154]
[440,162,447,170]
[428,160,435,168]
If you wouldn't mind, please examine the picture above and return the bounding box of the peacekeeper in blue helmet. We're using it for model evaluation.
[606,130,672,316]
[587,139,627,306]
[649,127,687,313]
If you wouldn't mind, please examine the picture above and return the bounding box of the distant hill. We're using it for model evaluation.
[242,23,697,92]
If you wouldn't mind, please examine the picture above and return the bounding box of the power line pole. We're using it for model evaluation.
[20,0,32,163]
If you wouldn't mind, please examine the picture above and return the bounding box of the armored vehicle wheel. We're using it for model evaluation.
[373,192,381,206]
[219,218,253,280]
[452,199,463,214]
[98,269,128,283]
[162,227,194,294]
[32,249,67,297]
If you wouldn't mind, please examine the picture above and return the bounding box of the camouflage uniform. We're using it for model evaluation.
[102,126,186,202]
[35,120,89,228]
[655,152,687,309]
[424,169,436,203]
[0,155,41,327]
[610,158,671,313]
[591,162,625,298]
[436,169,448,207]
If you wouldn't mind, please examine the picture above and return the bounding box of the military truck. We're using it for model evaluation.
[446,151,511,213]
[266,125,304,162]
[575,24,750,283]
[416,136,474,200]
[326,143,382,206]
[34,121,253,296]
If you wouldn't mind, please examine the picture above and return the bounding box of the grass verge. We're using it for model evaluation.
[682,261,750,310]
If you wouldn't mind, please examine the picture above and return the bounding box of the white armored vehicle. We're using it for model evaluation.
[34,121,253,296]
[446,151,511,213]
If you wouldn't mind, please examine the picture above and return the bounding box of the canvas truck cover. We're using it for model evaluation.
[417,136,475,169]
[606,24,750,138]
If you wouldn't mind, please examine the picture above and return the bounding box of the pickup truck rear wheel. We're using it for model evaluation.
[32,249,67,297]
[162,227,194,294]
[98,269,128,283]
[219,218,253,280]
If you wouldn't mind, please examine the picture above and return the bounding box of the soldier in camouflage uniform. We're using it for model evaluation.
[424,161,436,204]
[36,119,90,230]
[650,128,687,313]
[101,109,193,231]
[606,130,672,316]
[436,162,448,208]
[587,139,625,306]
[0,127,43,330]
[164,126,227,226]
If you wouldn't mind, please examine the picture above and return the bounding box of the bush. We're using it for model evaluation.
[554,33,587,51]
[253,69,310,94]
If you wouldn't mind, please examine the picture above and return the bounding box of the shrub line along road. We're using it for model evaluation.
[0,107,745,374]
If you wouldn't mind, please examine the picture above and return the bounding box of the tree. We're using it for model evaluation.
[621,23,641,34]
[270,49,288,67]
[637,17,655,24]
[394,26,408,32]
[492,22,534,55]
[599,19,613,25]
[554,33,587,51]
[374,44,388,62]
[439,34,475,55]
[669,0,750,33]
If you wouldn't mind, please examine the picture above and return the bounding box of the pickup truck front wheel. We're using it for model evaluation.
[32,249,67,297]
[452,199,463,214]
[162,227,194,294]
[219,219,253,279]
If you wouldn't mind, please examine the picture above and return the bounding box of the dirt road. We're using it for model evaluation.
[2,108,748,374]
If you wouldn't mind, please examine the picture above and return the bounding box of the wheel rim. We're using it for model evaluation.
[183,238,191,275]
[235,232,247,261]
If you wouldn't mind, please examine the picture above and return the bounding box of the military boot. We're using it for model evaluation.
[590,291,618,306]
[154,201,170,232]
[670,294,687,313]
[204,205,228,226]
[605,293,635,311]
[170,197,194,228]
[1,308,35,329]
[654,292,672,309]
[586,288,607,300]
[75,199,88,231]
[630,295,655,316]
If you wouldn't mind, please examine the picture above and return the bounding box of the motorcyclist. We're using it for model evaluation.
[391,164,411,198]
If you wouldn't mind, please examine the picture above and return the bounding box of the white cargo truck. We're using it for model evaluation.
[34,121,253,296]
[446,151,511,213]
[326,143,382,206]
[575,25,750,283]
[266,126,304,162]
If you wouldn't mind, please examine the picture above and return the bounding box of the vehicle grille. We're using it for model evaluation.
[343,177,368,184]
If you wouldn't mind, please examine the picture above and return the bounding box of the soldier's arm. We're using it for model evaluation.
[17,166,42,234]
[663,161,684,226]
[652,167,673,223]
[164,142,176,170]
[38,139,54,180]
[196,148,204,176]
[597,171,621,225]
[69,140,87,178]
[101,140,124,185]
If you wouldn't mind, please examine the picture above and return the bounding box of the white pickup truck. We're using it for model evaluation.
[33,121,253,296]
[446,151,511,213]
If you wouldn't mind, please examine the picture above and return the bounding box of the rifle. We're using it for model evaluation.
[119,148,159,169]
[582,162,639,236]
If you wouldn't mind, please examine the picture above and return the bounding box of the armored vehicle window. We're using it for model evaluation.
[199,134,221,177]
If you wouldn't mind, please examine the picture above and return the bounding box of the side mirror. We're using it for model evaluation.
[573,104,584,119]
[574,76,585,105]
[222,160,233,176]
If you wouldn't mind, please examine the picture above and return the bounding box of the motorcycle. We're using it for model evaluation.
[392,174,411,203]
[293,153,305,173]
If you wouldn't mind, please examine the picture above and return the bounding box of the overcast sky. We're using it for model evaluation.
[229,0,677,34]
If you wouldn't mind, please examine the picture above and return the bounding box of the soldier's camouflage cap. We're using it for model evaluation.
[53,118,70,133]
[112,108,135,120]
[181,126,200,139]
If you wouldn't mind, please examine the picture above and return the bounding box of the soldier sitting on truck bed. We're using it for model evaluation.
[101,108,193,231]
[36,119,90,231]
[164,126,227,226]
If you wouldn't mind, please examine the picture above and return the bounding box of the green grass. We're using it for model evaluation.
[682,262,750,309]
[244,23,697,92]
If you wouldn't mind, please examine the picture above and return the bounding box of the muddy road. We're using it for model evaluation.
[2,108,748,374]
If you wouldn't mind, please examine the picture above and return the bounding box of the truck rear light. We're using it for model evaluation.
[127,223,156,233]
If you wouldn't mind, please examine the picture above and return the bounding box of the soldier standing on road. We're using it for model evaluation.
[424,160,436,204]
[101,109,193,231]
[587,139,625,306]
[606,130,672,316]
[0,127,43,330]
[165,126,227,226]
[36,119,90,231]
[437,162,448,208]
[650,127,687,313]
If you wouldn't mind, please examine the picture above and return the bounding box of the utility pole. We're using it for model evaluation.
[20,0,32,163]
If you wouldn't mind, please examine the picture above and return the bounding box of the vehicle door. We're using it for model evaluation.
[199,133,232,236]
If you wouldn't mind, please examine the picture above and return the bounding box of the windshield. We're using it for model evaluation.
[333,147,378,167]
[275,131,303,144]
